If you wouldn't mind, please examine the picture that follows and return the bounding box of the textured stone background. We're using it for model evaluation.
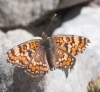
[0,0,90,27]
[0,0,100,92]
[0,6,100,92]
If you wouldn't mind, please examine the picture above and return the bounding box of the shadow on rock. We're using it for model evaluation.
[6,67,45,92]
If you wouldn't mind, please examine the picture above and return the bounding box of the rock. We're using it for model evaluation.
[0,6,100,92]
[0,0,91,28]
[58,0,90,9]
[0,0,59,27]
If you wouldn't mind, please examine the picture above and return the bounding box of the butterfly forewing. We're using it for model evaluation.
[7,39,40,68]
[51,35,90,56]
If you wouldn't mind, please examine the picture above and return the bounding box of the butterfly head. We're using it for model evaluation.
[41,32,48,39]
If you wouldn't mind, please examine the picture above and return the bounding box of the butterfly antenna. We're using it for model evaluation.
[24,22,40,32]
[45,14,57,33]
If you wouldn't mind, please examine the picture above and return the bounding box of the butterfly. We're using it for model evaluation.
[6,31,90,77]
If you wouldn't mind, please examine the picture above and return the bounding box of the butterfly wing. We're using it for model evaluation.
[7,39,40,68]
[55,47,76,69]
[50,35,90,69]
[48,38,75,69]
[25,47,49,76]
[51,35,90,56]
[7,39,49,76]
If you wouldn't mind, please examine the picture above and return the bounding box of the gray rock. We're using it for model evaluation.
[0,6,100,92]
[0,0,59,27]
[0,0,91,27]
[58,0,90,9]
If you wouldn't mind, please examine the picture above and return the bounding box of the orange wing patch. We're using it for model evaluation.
[51,35,90,56]
[25,50,49,76]
[7,40,40,68]
[55,48,76,69]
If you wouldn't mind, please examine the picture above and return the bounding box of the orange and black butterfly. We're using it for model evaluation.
[6,15,90,77]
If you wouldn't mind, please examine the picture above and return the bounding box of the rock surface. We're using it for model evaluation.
[0,6,100,92]
[0,0,91,27]
[0,0,59,27]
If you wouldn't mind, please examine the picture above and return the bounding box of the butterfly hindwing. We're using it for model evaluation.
[25,47,49,76]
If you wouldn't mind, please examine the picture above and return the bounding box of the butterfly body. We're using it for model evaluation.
[7,32,90,77]
[40,33,54,70]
